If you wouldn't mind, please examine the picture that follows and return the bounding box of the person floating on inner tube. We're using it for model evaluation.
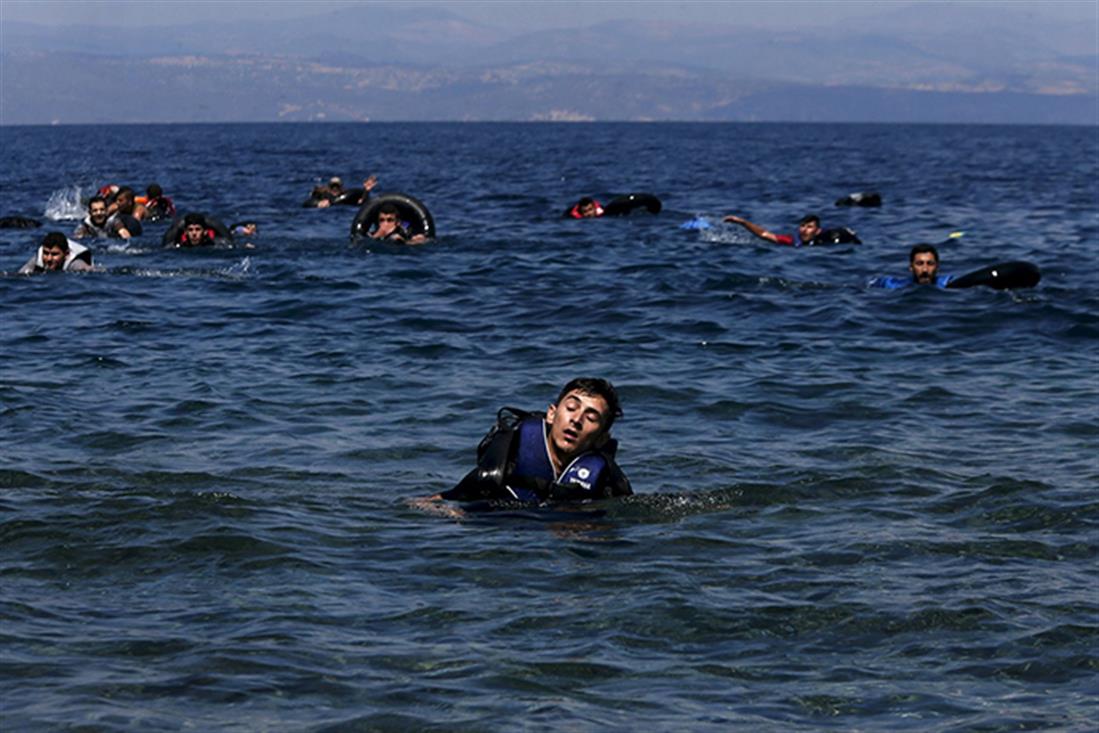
[870,244,953,289]
[870,244,1041,291]
[18,231,95,274]
[568,197,605,219]
[722,213,858,246]
[359,176,428,244]
[410,377,633,518]
[173,213,229,248]
[73,196,133,240]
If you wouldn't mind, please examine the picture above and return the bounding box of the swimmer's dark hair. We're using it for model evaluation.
[577,197,595,208]
[909,243,939,264]
[799,213,820,226]
[116,186,134,198]
[147,183,163,198]
[556,377,622,431]
[88,195,107,210]
[378,202,399,216]
[183,212,206,227]
[42,231,70,251]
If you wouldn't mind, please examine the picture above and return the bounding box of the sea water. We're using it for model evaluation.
[1,122,1096,731]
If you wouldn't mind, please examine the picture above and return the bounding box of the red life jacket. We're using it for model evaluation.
[568,199,604,219]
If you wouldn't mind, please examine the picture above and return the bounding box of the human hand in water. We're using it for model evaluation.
[363,175,378,192]
[407,495,466,519]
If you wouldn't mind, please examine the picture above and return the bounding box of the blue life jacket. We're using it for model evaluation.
[869,274,954,290]
[507,416,609,502]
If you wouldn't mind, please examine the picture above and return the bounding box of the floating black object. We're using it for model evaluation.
[835,192,882,207]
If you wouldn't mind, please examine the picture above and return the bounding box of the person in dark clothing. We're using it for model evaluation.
[412,378,632,515]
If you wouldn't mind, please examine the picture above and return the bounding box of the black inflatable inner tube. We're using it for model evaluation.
[351,193,435,240]
[162,214,231,247]
[835,192,882,207]
[332,190,365,207]
[603,193,662,216]
[304,189,364,208]
[810,227,861,245]
[947,261,1040,290]
[0,215,42,229]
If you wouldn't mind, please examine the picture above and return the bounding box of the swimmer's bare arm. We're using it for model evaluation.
[408,494,467,519]
[110,219,132,240]
[722,214,781,244]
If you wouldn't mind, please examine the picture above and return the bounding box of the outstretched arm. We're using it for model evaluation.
[722,214,784,244]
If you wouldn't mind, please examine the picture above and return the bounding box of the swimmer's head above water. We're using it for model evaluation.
[909,243,941,285]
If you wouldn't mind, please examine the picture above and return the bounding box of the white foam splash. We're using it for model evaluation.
[223,257,254,278]
[44,185,87,221]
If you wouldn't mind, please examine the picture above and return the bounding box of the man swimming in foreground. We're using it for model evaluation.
[869,243,954,289]
[19,231,94,274]
[412,378,632,515]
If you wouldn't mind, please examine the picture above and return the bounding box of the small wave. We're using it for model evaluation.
[100,242,155,255]
[110,258,256,280]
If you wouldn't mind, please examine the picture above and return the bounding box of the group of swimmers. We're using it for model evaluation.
[12,170,429,272]
[723,211,956,289]
[71,183,175,241]
[12,178,266,272]
[13,178,1038,291]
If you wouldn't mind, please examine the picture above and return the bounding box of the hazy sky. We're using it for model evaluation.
[2,0,1094,31]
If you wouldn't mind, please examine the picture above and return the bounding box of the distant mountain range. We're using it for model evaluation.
[1,4,1095,125]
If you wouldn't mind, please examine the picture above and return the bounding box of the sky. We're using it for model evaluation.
[2,0,1094,32]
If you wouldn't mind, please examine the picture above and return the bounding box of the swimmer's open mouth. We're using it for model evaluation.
[562,429,579,442]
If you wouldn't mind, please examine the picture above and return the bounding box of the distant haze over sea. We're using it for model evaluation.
[1,1,1095,125]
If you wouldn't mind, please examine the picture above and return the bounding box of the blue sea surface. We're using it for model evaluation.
[1,122,1097,731]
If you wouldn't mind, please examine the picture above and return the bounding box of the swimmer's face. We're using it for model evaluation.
[184,223,206,246]
[89,201,108,226]
[545,390,610,464]
[798,219,821,243]
[115,190,133,213]
[376,212,398,231]
[41,244,67,270]
[579,202,598,218]
[910,252,940,284]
